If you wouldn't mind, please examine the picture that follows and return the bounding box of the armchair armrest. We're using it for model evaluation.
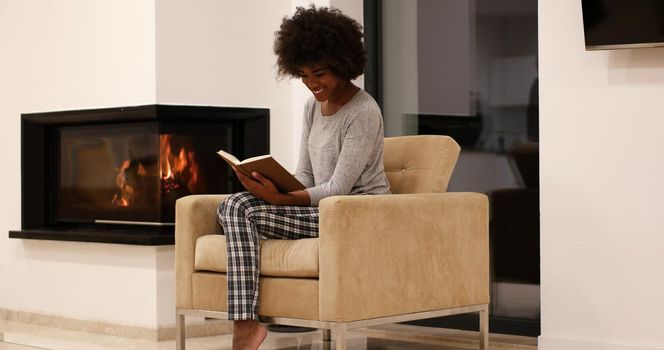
[175,194,228,308]
[318,193,489,322]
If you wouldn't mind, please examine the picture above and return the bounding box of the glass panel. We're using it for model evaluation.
[56,122,235,224]
[157,122,235,222]
[380,0,540,323]
[57,123,160,223]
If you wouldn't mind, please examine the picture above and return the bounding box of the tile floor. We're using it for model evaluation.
[0,320,537,350]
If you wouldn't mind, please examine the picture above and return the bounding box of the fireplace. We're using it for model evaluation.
[9,105,269,245]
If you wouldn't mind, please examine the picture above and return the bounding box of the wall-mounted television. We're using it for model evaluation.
[582,0,664,50]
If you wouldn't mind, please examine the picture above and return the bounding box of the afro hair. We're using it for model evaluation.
[274,5,366,81]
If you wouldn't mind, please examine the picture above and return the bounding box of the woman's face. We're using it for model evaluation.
[298,65,347,102]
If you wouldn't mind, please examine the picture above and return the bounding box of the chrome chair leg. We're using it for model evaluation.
[479,306,489,350]
[176,311,185,350]
[333,323,347,350]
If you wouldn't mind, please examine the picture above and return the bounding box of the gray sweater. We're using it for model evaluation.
[295,90,391,206]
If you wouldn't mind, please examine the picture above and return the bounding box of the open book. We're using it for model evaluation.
[217,149,306,193]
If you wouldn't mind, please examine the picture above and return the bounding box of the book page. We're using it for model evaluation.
[217,149,240,165]
[239,154,272,164]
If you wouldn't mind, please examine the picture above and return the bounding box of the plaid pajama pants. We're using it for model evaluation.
[216,191,320,320]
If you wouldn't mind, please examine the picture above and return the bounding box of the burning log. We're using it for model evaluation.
[112,134,200,207]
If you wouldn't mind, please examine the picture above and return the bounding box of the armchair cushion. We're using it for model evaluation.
[194,235,320,278]
[384,135,460,194]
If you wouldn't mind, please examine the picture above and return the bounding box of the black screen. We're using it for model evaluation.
[582,0,664,49]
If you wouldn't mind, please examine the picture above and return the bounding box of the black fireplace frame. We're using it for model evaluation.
[9,104,269,245]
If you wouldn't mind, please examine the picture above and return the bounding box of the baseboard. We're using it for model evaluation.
[0,308,232,341]
[539,335,664,350]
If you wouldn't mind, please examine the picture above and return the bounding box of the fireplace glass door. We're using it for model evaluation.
[56,122,234,225]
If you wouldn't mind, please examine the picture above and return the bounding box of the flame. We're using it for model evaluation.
[112,160,133,207]
[159,134,200,193]
[160,135,173,180]
[112,135,200,207]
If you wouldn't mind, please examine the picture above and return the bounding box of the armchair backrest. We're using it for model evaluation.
[384,135,460,194]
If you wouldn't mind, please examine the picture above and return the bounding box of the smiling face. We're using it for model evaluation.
[297,65,348,102]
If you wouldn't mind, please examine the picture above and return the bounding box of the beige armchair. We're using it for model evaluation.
[175,135,489,350]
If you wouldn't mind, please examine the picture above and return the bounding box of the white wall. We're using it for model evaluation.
[155,0,295,168]
[539,1,664,349]
[0,0,162,328]
[0,0,365,329]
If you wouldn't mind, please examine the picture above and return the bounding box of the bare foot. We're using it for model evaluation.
[233,320,267,350]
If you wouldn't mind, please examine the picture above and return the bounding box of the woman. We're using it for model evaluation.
[217,5,390,349]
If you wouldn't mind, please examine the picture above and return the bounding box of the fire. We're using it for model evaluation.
[112,160,133,207]
[112,134,200,207]
[159,135,200,193]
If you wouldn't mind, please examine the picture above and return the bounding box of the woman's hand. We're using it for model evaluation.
[233,166,283,204]
[232,166,311,206]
